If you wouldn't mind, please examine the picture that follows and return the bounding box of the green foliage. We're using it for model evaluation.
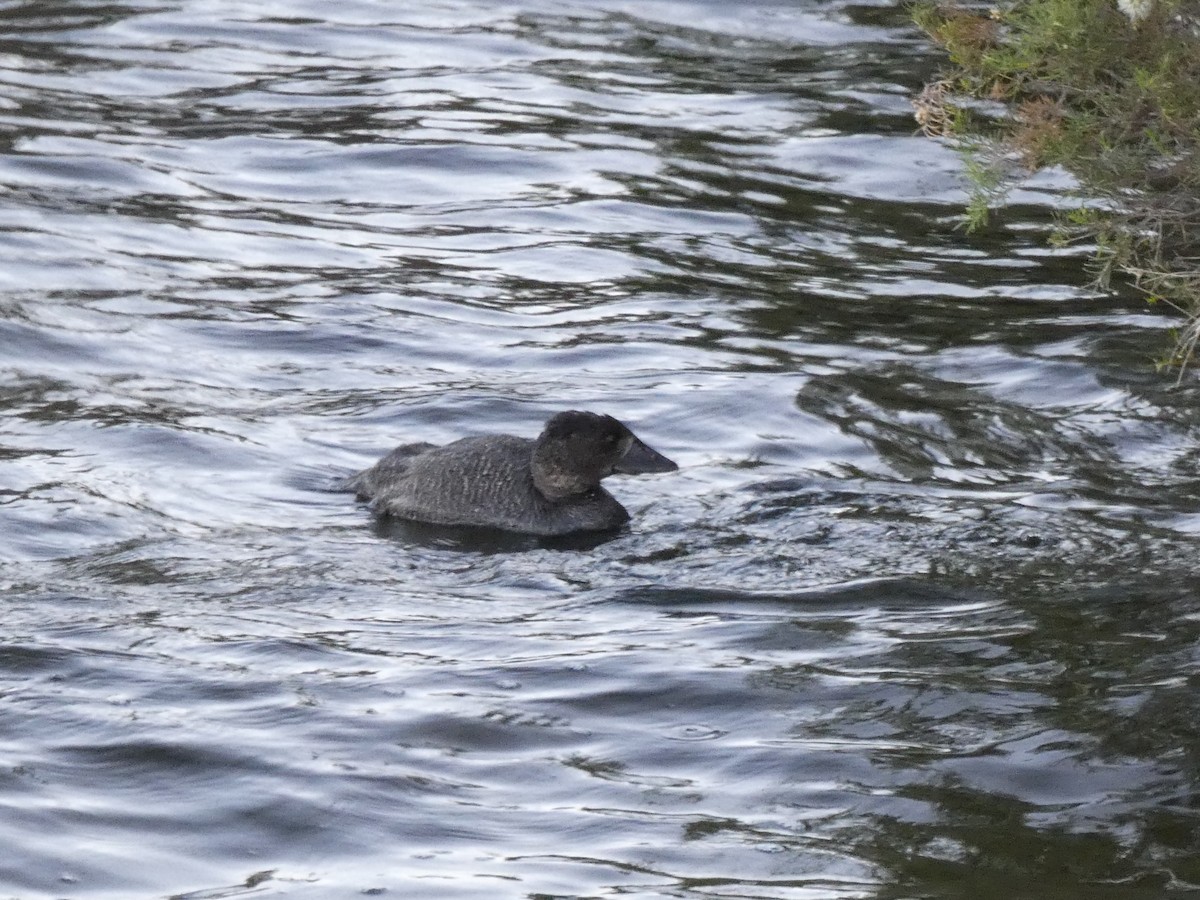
[913,0,1200,374]
[961,152,1006,232]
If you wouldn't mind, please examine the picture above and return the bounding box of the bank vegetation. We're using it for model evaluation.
[912,0,1200,376]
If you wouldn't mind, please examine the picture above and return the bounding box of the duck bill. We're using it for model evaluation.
[614,436,678,474]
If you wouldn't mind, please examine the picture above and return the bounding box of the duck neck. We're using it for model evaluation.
[531,445,590,501]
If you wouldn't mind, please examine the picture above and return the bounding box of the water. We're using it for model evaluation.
[2,0,1199,897]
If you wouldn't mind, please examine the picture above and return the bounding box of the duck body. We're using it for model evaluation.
[342,411,677,537]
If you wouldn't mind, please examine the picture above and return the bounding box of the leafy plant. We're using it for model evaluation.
[913,0,1200,375]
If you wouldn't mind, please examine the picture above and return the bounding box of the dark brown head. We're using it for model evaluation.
[530,410,677,501]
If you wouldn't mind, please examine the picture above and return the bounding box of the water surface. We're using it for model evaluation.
[2,1,1199,897]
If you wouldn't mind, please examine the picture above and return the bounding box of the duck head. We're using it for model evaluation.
[531,410,677,501]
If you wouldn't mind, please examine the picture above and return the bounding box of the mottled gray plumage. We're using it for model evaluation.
[342,410,677,536]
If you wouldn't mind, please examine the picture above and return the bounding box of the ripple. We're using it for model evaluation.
[1,0,1197,898]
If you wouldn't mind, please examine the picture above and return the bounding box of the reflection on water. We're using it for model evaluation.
[1,0,1199,897]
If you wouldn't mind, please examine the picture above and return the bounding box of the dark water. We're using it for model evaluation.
[2,0,1199,897]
